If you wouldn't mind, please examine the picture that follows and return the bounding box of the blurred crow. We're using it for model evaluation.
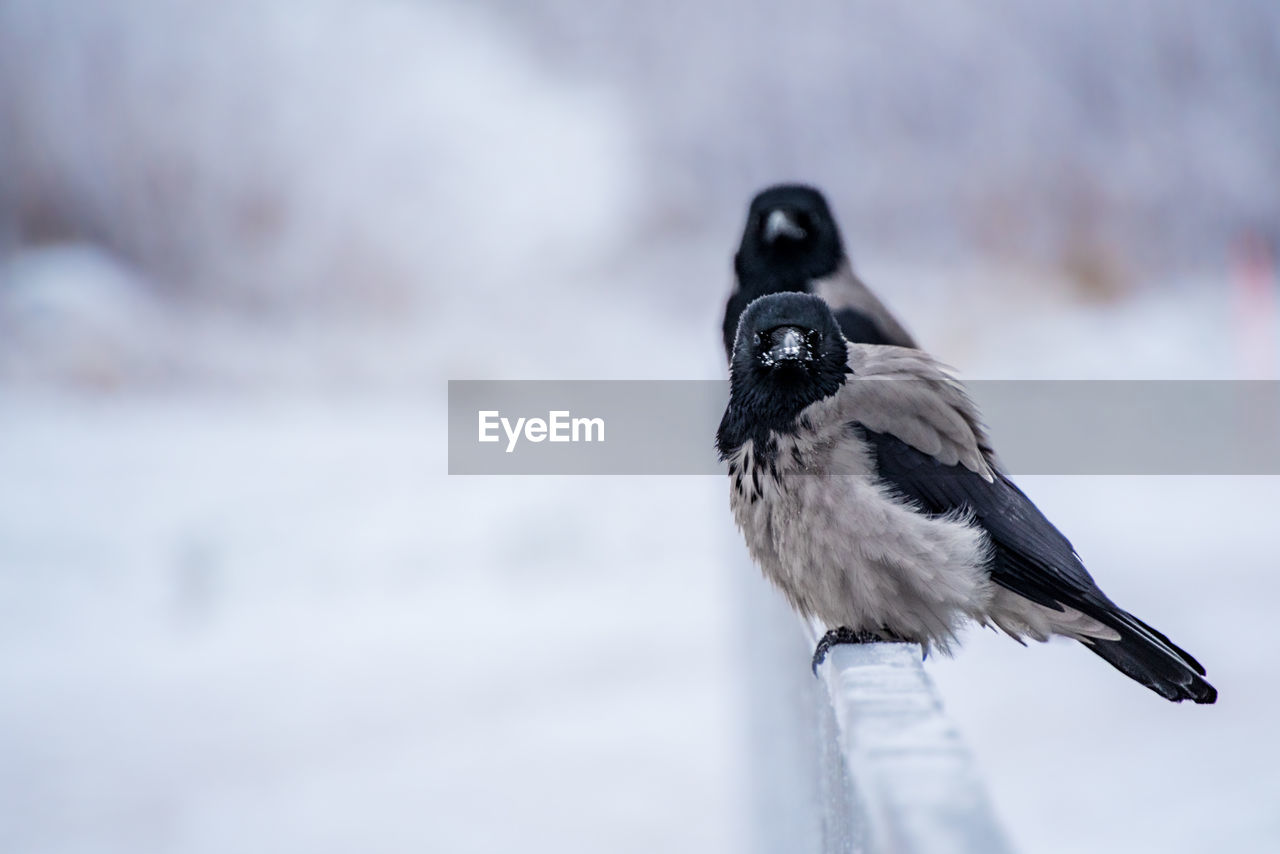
[723,184,916,360]
[717,292,1216,704]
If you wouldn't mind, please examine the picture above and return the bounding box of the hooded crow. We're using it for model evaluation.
[723,184,917,360]
[717,292,1216,704]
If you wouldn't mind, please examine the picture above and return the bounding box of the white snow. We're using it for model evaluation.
[4,277,1278,854]
[0,395,747,854]
[0,0,639,314]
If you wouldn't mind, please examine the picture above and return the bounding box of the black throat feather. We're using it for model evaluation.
[716,351,848,465]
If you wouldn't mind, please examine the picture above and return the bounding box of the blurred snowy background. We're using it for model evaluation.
[1,1,1279,853]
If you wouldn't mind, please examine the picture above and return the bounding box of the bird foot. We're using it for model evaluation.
[811,627,882,675]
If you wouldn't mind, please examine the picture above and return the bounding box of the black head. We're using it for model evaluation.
[734,184,846,297]
[717,293,850,458]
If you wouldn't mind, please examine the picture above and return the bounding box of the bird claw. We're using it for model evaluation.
[811,627,881,675]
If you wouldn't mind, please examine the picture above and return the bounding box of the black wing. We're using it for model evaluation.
[858,425,1215,702]
[857,426,1104,613]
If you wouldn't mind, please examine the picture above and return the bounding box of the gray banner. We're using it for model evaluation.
[448,380,1280,475]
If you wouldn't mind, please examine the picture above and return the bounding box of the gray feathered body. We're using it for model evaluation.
[727,345,1115,653]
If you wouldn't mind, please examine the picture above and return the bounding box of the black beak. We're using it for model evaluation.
[763,326,812,366]
[763,209,807,243]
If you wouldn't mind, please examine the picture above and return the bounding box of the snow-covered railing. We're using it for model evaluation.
[742,574,1014,854]
[813,640,1014,854]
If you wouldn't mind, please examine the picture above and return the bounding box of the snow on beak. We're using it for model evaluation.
[763,326,812,365]
[763,208,807,243]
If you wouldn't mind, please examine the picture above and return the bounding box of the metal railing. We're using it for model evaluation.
[815,640,1014,854]
[741,571,1014,854]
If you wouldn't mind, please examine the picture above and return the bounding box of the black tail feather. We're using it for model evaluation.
[1083,610,1217,704]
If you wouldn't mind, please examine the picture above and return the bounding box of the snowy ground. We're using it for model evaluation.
[3,281,1279,854]
[0,393,745,854]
